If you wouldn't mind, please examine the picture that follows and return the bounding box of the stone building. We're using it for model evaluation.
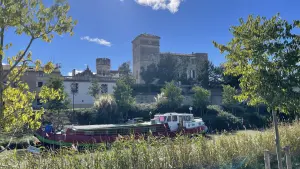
[132,34,208,84]
[63,58,119,108]
[2,64,62,108]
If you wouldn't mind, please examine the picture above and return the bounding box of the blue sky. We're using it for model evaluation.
[4,0,300,75]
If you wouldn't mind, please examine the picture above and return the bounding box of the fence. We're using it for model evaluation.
[264,146,292,169]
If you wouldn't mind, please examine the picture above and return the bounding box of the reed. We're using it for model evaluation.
[2,122,300,169]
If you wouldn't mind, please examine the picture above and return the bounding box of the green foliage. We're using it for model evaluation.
[44,75,69,110]
[160,81,183,110]
[0,0,76,132]
[6,123,300,168]
[94,94,118,123]
[192,86,210,110]
[205,105,243,131]
[222,85,239,105]
[88,79,101,98]
[213,14,300,113]
[113,78,135,119]
[140,63,158,84]
[197,60,223,88]
[118,61,131,76]
[140,54,179,85]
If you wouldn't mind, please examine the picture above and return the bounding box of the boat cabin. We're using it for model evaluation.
[151,113,205,132]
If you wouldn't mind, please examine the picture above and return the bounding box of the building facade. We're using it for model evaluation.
[132,34,208,84]
[2,64,62,108]
[63,58,119,108]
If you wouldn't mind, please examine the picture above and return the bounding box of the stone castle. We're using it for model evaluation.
[132,34,208,84]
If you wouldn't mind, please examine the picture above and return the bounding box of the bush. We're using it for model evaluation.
[128,103,156,121]
[203,105,243,132]
[72,108,96,125]
[94,94,119,124]
[242,112,270,129]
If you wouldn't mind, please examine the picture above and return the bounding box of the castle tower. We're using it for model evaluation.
[96,58,111,76]
[132,34,160,84]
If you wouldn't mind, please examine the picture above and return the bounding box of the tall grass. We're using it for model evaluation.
[2,122,300,168]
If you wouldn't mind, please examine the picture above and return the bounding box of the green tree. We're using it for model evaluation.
[157,54,178,84]
[0,0,76,132]
[118,61,131,76]
[88,79,101,99]
[197,60,223,88]
[42,75,69,130]
[118,62,135,85]
[222,85,238,105]
[192,86,210,115]
[213,14,300,169]
[45,75,69,110]
[94,94,118,124]
[140,63,158,84]
[140,54,178,85]
[160,81,183,110]
[113,78,135,120]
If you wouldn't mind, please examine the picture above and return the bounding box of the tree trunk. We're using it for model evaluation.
[0,26,4,122]
[272,109,283,169]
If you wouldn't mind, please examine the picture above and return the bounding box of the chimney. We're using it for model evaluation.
[72,69,76,77]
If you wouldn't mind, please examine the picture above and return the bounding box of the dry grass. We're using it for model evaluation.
[2,122,300,169]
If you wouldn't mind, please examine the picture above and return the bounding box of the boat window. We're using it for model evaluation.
[185,116,191,121]
[159,116,165,122]
[172,116,178,122]
[167,116,171,122]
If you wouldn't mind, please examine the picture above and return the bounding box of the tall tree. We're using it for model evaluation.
[192,86,210,116]
[140,54,179,85]
[0,0,76,132]
[157,54,178,84]
[44,75,69,110]
[118,61,135,85]
[222,85,238,105]
[140,63,158,84]
[160,81,183,110]
[197,60,223,88]
[213,14,300,169]
[88,79,101,99]
[113,78,135,120]
[118,61,131,76]
[41,75,69,130]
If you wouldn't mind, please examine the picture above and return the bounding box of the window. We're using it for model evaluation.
[172,116,178,122]
[159,116,165,122]
[192,70,195,79]
[37,99,42,105]
[167,116,171,122]
[37,82,43,87]
[101,84,108,94]
[37,72,44,77]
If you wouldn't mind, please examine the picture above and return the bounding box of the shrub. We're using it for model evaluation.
[204,105,243,132]
[94,94,118,124]
[128,103,156,121]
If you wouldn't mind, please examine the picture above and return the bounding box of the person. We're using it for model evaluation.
[45,123,53,136]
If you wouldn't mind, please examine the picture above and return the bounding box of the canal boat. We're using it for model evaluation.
[34,112,208,147]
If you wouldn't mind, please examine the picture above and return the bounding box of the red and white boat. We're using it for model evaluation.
[35,113,208,148]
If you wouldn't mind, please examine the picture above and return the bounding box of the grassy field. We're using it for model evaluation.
[1,123,300,169]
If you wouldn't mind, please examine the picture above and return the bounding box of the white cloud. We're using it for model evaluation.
[80,36,112,47]
[67,70,83,76]
[2,63,8,65]
[135,0,183,13]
